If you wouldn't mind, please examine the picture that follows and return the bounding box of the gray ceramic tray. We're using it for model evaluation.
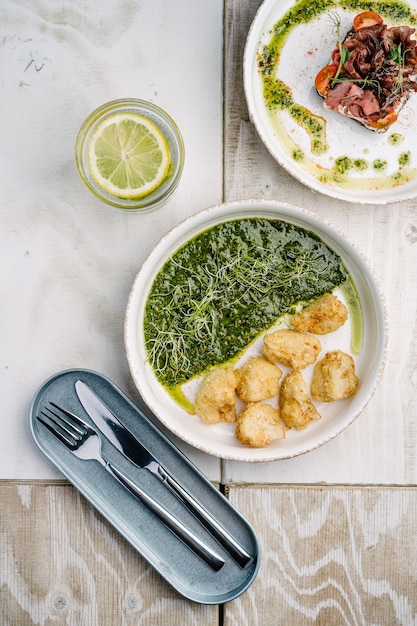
[30,369,260,604]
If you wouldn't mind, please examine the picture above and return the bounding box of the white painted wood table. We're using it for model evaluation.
[1,1,417,624]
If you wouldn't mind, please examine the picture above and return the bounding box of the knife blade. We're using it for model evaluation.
[75,379,253,568]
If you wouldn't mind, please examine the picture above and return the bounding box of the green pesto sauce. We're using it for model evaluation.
[399,150,411,166]
[334,156,354,174]
[373,158,388,171]
[353,158,368,171]
[293,147,305,161]
[259,0,417,189]
[262,77,328,154]
[318,164,417,188]
[143,219,354,396]
[334,153,409,176]
[291,105,328,154]
[389,132,404,145]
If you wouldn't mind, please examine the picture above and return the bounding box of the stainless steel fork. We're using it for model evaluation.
[37,403,225,571]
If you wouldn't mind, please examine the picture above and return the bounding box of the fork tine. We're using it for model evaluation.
[37,411,78,447]
[43,406,83,438]
[49,402,91,431]
[37,402,91,447]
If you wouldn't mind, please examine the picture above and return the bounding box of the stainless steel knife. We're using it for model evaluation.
[75,379,253,568]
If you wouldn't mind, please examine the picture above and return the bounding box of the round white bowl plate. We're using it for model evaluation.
[125,200,387,462]
[244,0,417,204]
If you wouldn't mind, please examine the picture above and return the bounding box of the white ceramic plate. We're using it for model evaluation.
[244,0,417,204]
[125,200,387,462]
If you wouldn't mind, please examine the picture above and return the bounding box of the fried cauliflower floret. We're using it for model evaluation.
[291,293,348,334]
[195,368,237,424]
[235,356,282,402]
[236,403,286,448]
[262,329,321,370]
[311,350,359,402]
[279,370,321,430]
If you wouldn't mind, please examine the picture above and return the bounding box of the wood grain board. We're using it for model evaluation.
[0,481,218,625]
[2,482,417,624]
[226,485,417,626]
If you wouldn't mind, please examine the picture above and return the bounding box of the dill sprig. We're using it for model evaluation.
[331,75,382,97]
[328,11,349,84]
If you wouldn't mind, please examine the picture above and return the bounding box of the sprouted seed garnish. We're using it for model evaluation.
[143,218,348,388]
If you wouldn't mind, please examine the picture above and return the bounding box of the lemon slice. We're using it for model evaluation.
[88,112,171,199]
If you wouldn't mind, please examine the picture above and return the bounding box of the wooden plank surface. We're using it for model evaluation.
[3,482,417,625]
[1,481,218,626]
[226,485,417,626]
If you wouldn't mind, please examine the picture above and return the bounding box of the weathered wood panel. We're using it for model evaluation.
[1,482,218,626]
[4,483,417,624]
[225,485,417,626]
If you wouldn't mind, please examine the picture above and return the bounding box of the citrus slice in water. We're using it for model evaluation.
[88,112,171,199]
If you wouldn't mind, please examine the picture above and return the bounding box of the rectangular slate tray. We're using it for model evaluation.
[30,368,260,604]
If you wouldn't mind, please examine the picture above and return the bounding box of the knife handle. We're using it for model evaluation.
[106,462,225,572]
[157,466,253,568]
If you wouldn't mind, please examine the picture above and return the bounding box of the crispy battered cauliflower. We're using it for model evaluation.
[263,329,321,370]
[235,356,282,402]
[279,371,321,430]
[236,402,286,448]
[291,293,348,334]
[311,350,359,402]
[195,368,237,424]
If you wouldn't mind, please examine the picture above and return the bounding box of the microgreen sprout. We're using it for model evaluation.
[387,42,409,94]
[143,220,347,387]
[330,75,382,97]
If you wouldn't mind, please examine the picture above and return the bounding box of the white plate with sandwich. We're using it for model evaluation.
[244,0,417,204]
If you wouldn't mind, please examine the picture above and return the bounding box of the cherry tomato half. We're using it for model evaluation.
[353,11,383,31]
[369,110,398,130]
[315,64,338,96]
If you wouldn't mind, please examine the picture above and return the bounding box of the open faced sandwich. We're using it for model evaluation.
[315,11,417,132]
